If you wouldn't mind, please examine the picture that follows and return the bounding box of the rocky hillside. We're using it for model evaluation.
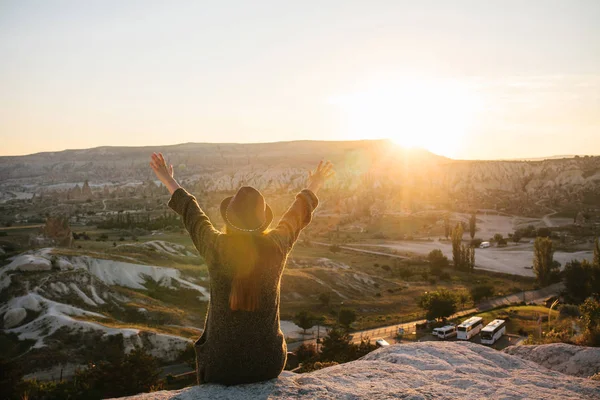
[115,342,600,400]
[1,140,599,214]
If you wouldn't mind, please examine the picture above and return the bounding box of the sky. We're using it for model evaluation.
[0,0,599,159]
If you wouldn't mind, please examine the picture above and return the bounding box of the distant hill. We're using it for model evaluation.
[1,140,599,215]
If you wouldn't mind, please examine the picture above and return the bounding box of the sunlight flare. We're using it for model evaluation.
[330,78,482,157]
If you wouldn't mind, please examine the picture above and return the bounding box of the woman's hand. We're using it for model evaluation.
[150,153,181,195]
[307,160,334,194]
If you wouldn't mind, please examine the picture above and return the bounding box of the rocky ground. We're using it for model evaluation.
[115,342,600,400]
[504,343,600,378]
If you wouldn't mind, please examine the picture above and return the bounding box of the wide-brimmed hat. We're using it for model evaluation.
[220,186,273,233]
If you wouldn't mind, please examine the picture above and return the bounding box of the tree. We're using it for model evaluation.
[318,292,331,307]
[294,343,317,363]
[418,289,458,320]
[457,290,470,310]
[580,297,600,332]
[73,348,161,399]
[536,227,551,238]
[470,284,494,303]
[338,308,357,329]
[428,249,449,274]
[444,214,450,239]
[294,311,316,334]
[469,214,476,239]
[319,327,353,363]
[512,231,522,243]
[329,244,341,253]
[493,233,503,243]
[451,223,463,269]
[594,237,600,267]
[563,260,592,304]
[468,245,475,272]
[533,237,558,285]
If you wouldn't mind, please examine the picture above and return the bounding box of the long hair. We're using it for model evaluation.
[222,228,278,312]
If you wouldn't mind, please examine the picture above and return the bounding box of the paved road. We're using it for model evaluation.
[160,363,194,378]
[288,282,563,349]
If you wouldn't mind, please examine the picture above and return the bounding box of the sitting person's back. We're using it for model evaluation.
[150,153,333,385]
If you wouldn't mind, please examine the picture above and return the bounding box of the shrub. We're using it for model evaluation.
[470,284,494,303]
[418,289,458,320]
[338,309,357,329]
[329,244,341,253]
[294,343,317,363]
[470,238,482,247]
[298,361,338,373]
[428,249,449,270]
[559,304,580,318]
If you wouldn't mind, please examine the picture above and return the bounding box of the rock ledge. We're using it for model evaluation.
[117,342,600,400]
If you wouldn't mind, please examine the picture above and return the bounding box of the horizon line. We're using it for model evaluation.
[0,139,597,162]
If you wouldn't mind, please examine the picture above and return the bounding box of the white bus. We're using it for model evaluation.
[456,317,484,340]
[480,319,506,345]
[436,325,457,340]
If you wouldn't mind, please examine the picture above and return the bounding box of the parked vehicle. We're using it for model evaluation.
[376,339,390,347]
[480,319,506,345]
[436,325,457,340]
[457,317,484,340]
[479,241,490,249]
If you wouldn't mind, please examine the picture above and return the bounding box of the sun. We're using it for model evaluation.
[329,78,482,157]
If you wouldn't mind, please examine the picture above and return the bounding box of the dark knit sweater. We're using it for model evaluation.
[168,187,319,385]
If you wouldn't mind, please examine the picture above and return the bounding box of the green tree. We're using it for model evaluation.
[470,284,494,303]
[294,311,316,334]
[338,308,357,329]
[469,213,476,239]
[467,245,475,272]
[594,237,600,267]
[444,214,450,239]
[563,259,592,304]
[451,223,463,269]
[318,292,332,307]
[70,348,161,399]
[493,233,503,243]
[512,231,522,243]
[428,249,449,275]
[294,343,318,363]
[580,297,600,332]
[533,237,558,285]
[457,290,470,310]
[418,289,458,320]
[536,227,551,238]
[319,327,353,363]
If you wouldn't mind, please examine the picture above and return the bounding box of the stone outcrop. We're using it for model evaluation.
[503,343,600,378]
[81,180,93,200]
[116,342,600,400]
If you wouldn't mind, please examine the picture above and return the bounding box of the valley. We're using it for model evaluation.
[1,140,599,382]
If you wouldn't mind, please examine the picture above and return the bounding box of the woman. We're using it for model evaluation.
[150,153,334,385]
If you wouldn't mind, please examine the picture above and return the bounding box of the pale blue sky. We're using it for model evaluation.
[1,0,599,158]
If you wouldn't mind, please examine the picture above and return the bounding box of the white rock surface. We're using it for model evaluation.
[504,343,600,378]
[115,342,600,400]
[3,307,27,328]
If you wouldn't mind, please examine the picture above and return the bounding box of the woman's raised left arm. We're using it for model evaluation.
[150,153,220,258]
